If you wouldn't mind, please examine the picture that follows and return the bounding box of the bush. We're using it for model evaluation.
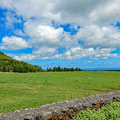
[73,102,120,120]
[0,60,44,73]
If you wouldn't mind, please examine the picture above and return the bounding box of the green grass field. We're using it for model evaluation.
[0,71,120,113]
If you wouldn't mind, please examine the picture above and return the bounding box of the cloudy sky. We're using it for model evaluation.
[0,0,120,70]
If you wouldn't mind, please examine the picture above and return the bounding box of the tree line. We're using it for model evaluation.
[0,52,82,73]
[46,66,82,72]
[0,60,82,73]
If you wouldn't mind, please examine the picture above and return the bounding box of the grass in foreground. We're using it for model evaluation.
[0,71,120,113]
[73,102,120,120]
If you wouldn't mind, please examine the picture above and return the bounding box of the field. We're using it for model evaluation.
[0,71,120,113]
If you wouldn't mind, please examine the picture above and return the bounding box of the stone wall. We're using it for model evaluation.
[0,91,120,120]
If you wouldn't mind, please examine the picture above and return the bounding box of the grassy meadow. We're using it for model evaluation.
[0,71,120,113]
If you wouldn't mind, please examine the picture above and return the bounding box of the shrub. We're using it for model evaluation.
[73,102,120,120]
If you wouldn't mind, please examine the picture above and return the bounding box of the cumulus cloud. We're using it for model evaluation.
[90,0,120,24]
[53,0,103,24]
[0,0,58,20]
[0,36,30,50]
[32,47,57,59]
[9,46,118,61]
[24,20,63,47]
[51,0,120,25]
[12,54,36,61]
[1,0,120,24]
[11,47,58,61]
[75,25,120,48]
[0,0,120,60]
[1,0,120,25]
[59,47,118,60]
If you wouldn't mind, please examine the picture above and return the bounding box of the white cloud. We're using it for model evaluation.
[12,54,36,61]
[75,25,120,48]
[0,36,30,50]
[24,20,64,48]
[5,11,22,29]
[1,0,120,25]
[14,30,26,37]
[53,0,120,25]
[10,47,58,61]
[90,0,120,24]
[10,46,118,61]
[0,0,13,9]
[32,47,57,58]
[24,20,78,50]
[60,32,78,49]
[59,47,118,60]
[53,0,103,24]
[1,0,120,60]
[0,0,58,20]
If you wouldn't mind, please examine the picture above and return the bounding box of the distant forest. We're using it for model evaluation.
[0,52,82,73]
[46,66,82,72]
[0,60,82,73]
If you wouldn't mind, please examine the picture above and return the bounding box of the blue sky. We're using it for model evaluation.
[0,0,120,70]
